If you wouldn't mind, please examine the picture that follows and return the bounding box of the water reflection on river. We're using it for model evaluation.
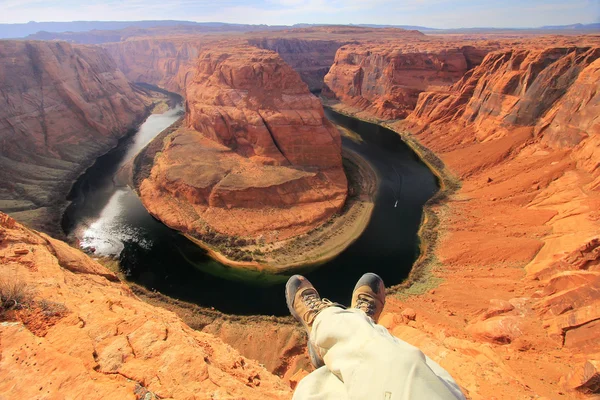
[64,106,183,256]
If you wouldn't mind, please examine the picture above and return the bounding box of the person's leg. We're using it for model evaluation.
[292,366,347,400]
[284,275,348,399]
[311,307,465,400]
[285,274,464,400]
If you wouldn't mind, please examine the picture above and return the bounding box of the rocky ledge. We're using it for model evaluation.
[0,212,291,398]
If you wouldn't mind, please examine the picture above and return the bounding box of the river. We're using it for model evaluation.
[62,105,437,316]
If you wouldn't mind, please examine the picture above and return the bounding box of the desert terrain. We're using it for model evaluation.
[0,22,599,399]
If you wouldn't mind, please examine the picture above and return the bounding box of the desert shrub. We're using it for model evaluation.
[0,277,28,312]
[38,299,68,318]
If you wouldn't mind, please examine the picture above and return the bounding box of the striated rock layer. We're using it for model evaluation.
[321,36,600,398]
[102,27,427,99]
[247,37,343,92]
[0,40,148,233]
[0,212,291,399]
[139,45,347,244]
[388,44,600,398]
[323,35,599,121]
[103,37,206,95]
[324,43,490,119]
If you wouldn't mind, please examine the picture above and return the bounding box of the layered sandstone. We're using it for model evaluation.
[247,38,343,92]
[138,46,347,254]
[0,212,291,399]
[322,36,600,397]
[323,35,599,121]
[324,43,490,119]
[102,26,426,98]
[411,47,599,141]
[388,44,600,398]
[0,40,148,233]
[103,37,206,94]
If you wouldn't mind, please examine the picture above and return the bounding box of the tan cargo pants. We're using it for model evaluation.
[293,307,465,400]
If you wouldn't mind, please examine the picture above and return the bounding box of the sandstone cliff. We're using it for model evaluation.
[248,38,343,92]
[103,38,206,95]
[0,212,291,399]
[392,44,600,397]
[0,40,148,233]
[324,43,490,119]
[322,37,600,397]
[104,36,341,96]
[102,26,426,98]
[138,45,347,247]
[411,46,599,141]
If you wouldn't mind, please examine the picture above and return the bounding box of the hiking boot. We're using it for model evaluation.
[351,273,386,322]
[285,275,338,334]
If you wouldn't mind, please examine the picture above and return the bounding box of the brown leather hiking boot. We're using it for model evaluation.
[351,273,386,322]
[285,275,338,334]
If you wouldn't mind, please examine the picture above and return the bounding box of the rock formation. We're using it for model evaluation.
[392,44,600,397]
[0,40,148,233]
[323,35,600,398]
[324,43,490,119]
[103,26,427,99]
[0,212,291,399]
[323,35,598,121]
[103,37,206,94]
[138,45,347,247]
[247,37,343,92]
[411,47,599,140]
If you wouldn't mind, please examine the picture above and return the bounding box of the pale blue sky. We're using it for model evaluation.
[0,0,598,28]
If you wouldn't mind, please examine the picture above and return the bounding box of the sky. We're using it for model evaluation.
[0,0,598,28]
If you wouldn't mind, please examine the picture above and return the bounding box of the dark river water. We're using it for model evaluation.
[62,107,438,316]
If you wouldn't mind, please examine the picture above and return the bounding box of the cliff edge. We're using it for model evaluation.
[0,212,291,399]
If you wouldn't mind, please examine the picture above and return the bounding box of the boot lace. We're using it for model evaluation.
[302,290,334,324]
[355,293,375,317]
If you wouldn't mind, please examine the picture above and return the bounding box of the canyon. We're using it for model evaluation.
[0,40,148,235]
[1,25,599,399]
[103,37,206,95]
[326,40,600,398]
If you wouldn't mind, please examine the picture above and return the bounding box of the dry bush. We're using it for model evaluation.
[0,277,29,312]
[38,299,68,318]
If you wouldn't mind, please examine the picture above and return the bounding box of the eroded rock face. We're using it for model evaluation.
[139,46,347,242]
[248,38,343,92]
[311,36,600,397]
[412,47,600,142]
[565,358,600,395]
[0,212,291,399]
[406,45,600,344]
[103,38,205,94]
[324,44,489,119]
[379,43,600,398]
[0,40,148,233]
